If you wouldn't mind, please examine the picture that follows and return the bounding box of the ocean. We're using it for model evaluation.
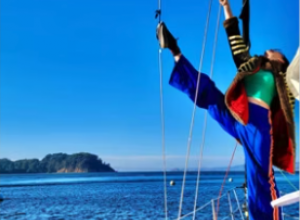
[0,172,299,220]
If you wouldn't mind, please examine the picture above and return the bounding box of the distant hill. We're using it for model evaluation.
[0,153,115,174]
[171,162,299,172]
[225,163,300,172]
[170,165,245,172]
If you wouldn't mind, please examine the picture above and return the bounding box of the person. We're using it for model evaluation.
[155,0,296,219]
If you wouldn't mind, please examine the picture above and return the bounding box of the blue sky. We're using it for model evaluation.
[1,0,299,171]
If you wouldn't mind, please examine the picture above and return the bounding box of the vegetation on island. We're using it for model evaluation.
[0,153,115,174]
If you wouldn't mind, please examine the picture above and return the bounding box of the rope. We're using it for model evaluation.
[220,207,240,220]
[215,143,238,220]
[176,200,212,220]
[174,191,230,220]
[278,169,299,191]
[174,187,239,220]
[155,1,168,219]
[174,181,297,220]
[177,0,213,218]
[192,3,222,220]
[159,47,168,220]
[233,188,246,220]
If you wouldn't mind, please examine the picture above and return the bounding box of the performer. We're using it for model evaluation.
[155,0,296,219]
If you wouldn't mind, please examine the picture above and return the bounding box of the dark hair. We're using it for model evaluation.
[270,49,290,72]
[281,54,290,73]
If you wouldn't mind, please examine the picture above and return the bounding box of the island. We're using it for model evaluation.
[0,153,115,174]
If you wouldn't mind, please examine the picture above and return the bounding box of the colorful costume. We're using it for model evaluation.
[158,16,296,220]
[222,18,296,174]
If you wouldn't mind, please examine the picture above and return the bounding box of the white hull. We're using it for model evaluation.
[271,190,300,207]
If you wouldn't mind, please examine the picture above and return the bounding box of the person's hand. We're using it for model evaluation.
[219,0,229,6]
[220,0,233,19]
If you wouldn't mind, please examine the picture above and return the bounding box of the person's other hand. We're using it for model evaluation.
[219,0,229,6]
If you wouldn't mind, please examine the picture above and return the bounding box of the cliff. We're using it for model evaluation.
[0,153,115,174]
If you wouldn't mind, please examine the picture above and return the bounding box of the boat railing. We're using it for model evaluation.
[173,187,299,220]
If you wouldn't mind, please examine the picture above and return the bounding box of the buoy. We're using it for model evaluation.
[228,178,233,182]
[170,180,175,186]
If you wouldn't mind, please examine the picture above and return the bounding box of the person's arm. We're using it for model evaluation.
[220,0,233,19]
[219,0,251,68]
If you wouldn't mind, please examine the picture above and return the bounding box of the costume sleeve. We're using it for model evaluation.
[223,17,251,68]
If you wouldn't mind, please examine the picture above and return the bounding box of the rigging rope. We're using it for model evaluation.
[278,170,299,191]
[177,0,213,218]
[215,143,238,220]
[155,1,168,219]
[159,46,168,220]
[192,3,222,220]
[175,187,244,220]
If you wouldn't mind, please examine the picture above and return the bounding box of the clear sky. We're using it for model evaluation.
[1,0,299,171]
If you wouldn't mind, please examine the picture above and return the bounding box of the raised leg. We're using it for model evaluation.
[169,54,239,140]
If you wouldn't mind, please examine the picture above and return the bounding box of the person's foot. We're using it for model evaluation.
[156,22,180,55]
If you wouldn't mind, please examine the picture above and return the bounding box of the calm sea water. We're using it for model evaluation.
[0,172,298,220]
